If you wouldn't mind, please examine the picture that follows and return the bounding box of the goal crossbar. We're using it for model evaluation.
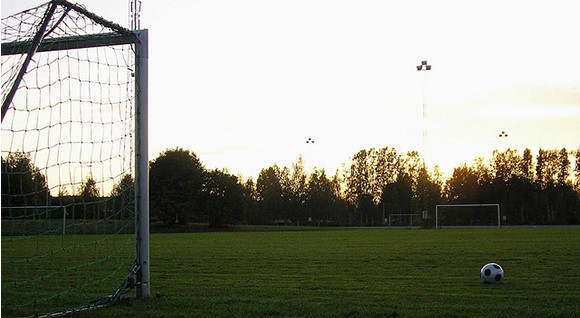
[435,204,501,230]
[2,33,137,56]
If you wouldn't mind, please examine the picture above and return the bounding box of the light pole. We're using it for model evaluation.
[417,60,431,161]
[499,131,508,151]
[304,137,316,172]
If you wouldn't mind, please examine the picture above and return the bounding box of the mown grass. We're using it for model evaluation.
[1,234,134,317]
[92,228,580,317]
[4,228,580,317]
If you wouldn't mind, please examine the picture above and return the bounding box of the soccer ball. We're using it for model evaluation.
[480,263,504,284]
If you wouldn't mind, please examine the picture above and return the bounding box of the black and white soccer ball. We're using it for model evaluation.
[480,263,504,284]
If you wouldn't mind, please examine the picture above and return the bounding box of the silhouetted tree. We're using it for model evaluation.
[203,169,245,227]
[1,152,49,207]
[557,148,570,186]
[75,177,101,219]
[241,177,258,224]
[288,157,308,223]
[536,148,560,189]
[521,148,535,180]
[110,174,134,219]
[443,164,480,203]
[415,165,442,226]
[345,149,373,206]
[78,177,100,198]
[149,148,205,224]
[256,165,284,224]
[382,174,413,218]
[306,168,335,225]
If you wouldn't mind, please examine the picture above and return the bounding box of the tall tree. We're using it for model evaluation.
[382,174,413,218]
[110,174,134,219]
[203,169,245,227]
[401,151,422,193]
[305,168,334,225]
[443,164,480,203]
[149,148,205,224]
[256,165,284,223]
[344,149,373,205]
[415,165,441,223]
[289,156,308,223]
[78,177,100,198]
[536,148,559,188]
[241,177,258,224]
[521,148,534,181]
[1,152,49,206]
[557,148,570,186]
[492,149,522,183]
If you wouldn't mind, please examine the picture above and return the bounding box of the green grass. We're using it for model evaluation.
[4,228,580,317]
[1,234,134,317]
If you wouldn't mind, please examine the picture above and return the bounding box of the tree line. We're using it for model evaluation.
[2,146,580,227]
[147,146,580,227]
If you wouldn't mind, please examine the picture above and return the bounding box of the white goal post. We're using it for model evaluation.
[435,204,501,230]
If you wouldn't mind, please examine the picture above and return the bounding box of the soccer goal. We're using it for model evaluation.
[435,204,501,229]
[1,1,149,316]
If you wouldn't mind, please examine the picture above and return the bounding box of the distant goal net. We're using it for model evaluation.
[1,1,149,316]
[435,204,501,229]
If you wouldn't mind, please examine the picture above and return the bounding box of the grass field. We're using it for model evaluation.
[4,228,580,317]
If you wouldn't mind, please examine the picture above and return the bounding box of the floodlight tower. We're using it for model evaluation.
[129,0,141,30]
[417,60,432,162]
[499,131,508,151]
[304,137,316,172]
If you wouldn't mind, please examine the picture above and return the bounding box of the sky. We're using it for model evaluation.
[2,0,580,180]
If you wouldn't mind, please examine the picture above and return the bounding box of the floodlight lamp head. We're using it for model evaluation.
[422,61,427,65]
[426,65,432,70]
[416,65,422,71]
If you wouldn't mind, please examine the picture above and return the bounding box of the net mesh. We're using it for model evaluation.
[2,2,137,316]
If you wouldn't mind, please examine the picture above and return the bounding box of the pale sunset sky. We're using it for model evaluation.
[3,0,580,180]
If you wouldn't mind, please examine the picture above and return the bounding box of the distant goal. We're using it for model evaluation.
[435,204,501,229]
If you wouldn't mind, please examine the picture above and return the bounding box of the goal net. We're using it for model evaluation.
[1,1,149,316]
[435,204,501,229]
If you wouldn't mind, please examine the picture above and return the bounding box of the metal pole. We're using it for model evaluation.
[62,206,67,235]
[135,29,150,299]
[435,206,439,230]
[1,2,59,122]
[416,61,432,162]
[497,204,501,229]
